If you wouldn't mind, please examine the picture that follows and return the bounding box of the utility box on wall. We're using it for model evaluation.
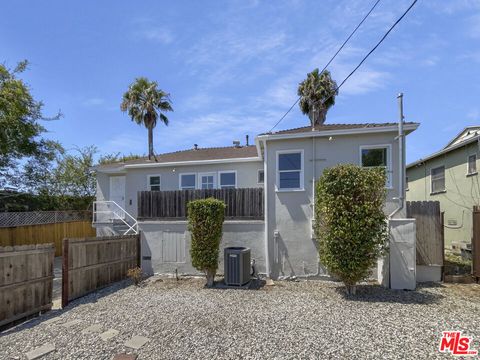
[224,247,251,286]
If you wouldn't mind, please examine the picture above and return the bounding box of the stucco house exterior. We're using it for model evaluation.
[94,122,419,280]
[406,126,480,251]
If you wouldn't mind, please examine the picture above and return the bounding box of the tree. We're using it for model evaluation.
[297,69,338,127]
[187,198,226,287]
[121,77,173,160]
[314,164,388,295]
[0,60,61,186]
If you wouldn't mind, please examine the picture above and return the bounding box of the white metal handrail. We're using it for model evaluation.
[93,201,138,235]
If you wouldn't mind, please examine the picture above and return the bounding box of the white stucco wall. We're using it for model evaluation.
[264,131,402,279]
[139,220,265,276]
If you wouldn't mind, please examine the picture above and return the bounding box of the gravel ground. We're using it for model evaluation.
[1,278,479,359]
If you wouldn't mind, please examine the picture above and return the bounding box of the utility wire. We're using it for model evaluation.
[268,0,381,133]
[268,0,418,133]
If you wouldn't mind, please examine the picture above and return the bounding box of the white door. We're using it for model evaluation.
[110,176,126,210]
[389,219,416,290]
[198,172,216,189]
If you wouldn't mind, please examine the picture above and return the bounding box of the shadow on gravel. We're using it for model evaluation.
[211,278,266,290]
[0,280,132,336]
[335,283,445,305]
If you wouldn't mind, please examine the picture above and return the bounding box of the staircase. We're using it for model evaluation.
[92,201,138,235]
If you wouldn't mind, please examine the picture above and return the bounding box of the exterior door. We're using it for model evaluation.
[198,172,216,189]
[109,176,126,210]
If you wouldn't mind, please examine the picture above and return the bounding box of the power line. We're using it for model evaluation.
[269,0,418,133]
[268,0,381,133]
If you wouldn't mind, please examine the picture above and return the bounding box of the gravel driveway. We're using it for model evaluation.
[1,278,479,359]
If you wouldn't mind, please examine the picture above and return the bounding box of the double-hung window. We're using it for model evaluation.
[148,175,161,191]
[360,145,392,188]
[219,171,236,189]
[431,166,445,193]
[467,154,477,175]
[180,173,196,190]
[277,150,303,190]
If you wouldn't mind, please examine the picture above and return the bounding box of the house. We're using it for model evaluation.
[407,126,480,252]
[93,122,419,280]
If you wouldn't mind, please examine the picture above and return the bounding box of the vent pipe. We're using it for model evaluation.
[246,135,249,146]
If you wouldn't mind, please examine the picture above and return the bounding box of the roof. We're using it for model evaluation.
[443,126,480,149]
[262,122,419,135]
[97,145,259,169]
[407,128,480,169]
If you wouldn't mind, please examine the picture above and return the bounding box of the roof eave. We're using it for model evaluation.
[122,156,262,169]
[256,123,419,141]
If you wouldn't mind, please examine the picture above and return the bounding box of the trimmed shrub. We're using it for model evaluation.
[314,164,388,294]
[127,267,143,286]
[187,198,226,287]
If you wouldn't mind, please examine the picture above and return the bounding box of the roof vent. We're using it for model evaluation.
[233,140,241,148]
[194,144,198,150]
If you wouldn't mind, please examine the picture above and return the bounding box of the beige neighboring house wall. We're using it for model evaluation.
[406,127,480,249]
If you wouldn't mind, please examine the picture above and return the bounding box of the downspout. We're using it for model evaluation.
[389,93,405,219]
[312,133,316,240]
[263,139,271,278]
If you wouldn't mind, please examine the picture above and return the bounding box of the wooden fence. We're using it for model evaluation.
[138,188,264,220]
[473,206,480,282]
[62,234,140,307]
[0,221,96,257]
[0,244,54,328]
[406,201,444,267]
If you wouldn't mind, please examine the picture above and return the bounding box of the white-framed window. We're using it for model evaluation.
[431,166,445,194]
[467,154,477,175]
[276,150,304,191]
[198,172,216,189]
[219,171,236,189]
[148,175,161,191]
[257,169,264,184]
[359,145,392,188]
[179,173,196,190]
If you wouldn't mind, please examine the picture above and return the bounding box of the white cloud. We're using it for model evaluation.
[82,98,105,106]
[140,28,174,44]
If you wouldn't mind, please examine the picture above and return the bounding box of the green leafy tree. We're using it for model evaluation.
[314,164,388,295]
[297,68,338,127]
[121,77,173,160]
[187,198,226,287]
[0,60,61,185]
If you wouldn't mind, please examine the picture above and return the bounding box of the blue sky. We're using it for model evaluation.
[2,0,480,163]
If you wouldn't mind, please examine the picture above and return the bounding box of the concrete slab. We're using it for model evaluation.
[61,319,82,328]
[81,324,103,334]
[100,329,119,341]
[124,335,150,350]
[113,354,137,360]
[25,343,55,360]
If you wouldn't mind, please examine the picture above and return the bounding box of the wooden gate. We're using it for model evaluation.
[473,206,480,282]
[406,201,444,269]
[0,244,54,328]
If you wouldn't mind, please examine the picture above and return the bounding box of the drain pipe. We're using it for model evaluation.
[389,93,405,219]
[263,139,271,279]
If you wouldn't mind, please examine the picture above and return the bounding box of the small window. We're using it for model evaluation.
[468,154,477,175]
[406,176,409,191]
[148,175,161,191]
[277,151,303,190]
[219,171,236,189]
[258,169,264,184]
[360,145,392,187]
[200,174,215,189]
[180,174,196,190]
[431,166,445,193]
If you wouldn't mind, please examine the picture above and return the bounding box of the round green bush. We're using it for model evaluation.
[314,164,388,294]
[187,198,226,287]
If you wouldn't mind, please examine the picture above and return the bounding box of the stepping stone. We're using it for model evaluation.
[61,319,82,328]
[82,324,103,334]
[100,329,119,341]
[124,335,150,350]
[25,343,55,360]
[113,354,137,360]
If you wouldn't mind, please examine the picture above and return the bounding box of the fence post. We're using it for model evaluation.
[137,233,141,268]
[441,211,445,282]
[62,238,69,308]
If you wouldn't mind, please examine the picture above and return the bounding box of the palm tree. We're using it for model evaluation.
[297,69,338,127]
[121,77,173,160]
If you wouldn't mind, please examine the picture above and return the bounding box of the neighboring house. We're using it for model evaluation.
[407,126,480,252]
[94,122,419,280]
